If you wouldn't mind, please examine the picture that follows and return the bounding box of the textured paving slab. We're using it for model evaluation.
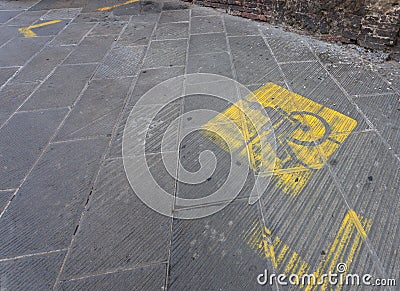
[187,51,233,78]
[0,109,67,190]
[0,191,14,213]
[0,36,50,67]
[228,35,282,85]
[10,45,74,83]
[169,201,272,290]
[117,21,156,46]
[326,63,394,96]
[29,0,89,11]
[279,61,370,131]
[60,158,172,279]
[189,32,227,55]
[224,14,260,36]
[143,38,187,68]
[21,64,97,110]
[6,10,46,26]
[0,25,20,46]
[327,132,400,280]
[54,77,132,140]
[191,15,224,34]
[40,8,82,20]
[353,94,400,154]
[0,82,38,125]
[0,138,107,258]
[154,21,188,40]
[63,35,115,64]
[0,0,399,289]
[59,264,167,290]
[0,251,66,290]
[94,45,145,79]
[0,67,18,86]
[48,22,95,46]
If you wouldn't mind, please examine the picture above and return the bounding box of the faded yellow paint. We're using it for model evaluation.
[18,20,62,38]
[96,0,139,11]
[202,83,357,196]
[243,210,372,290]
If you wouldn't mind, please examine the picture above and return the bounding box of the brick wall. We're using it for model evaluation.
[184,0,400,58]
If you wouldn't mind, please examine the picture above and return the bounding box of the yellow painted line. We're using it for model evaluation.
[18,20,62,38]
[201,83,357,196]
[96,0,139,11]
[243,210,372,290]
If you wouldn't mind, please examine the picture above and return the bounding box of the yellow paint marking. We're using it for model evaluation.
[202,83,357,196]
[18,20,62,38]
[96,0,139,11]
[243,210,372,290]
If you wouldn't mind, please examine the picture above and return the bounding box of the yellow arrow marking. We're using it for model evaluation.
[18,20,62,38]
[244,210,372,290]
[96,0,139,11]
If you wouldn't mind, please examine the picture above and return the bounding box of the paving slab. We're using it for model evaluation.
[224,14,260,36]
[72,11,130,23]
[0,190,14,213]
[0,138,107,258]
[190,15,224,34]
[326,63,394,96]
[0,67,18,86]
[111,101,181,158]
[29,0,89,11]
[189,32,227,55]
[143,39,187,68]
[266,33,316,63]
[327,131,400,281]
[0,25,20,46]
[11,45,74,83]
[48,22,95,46]
[88,21,126,36]
[40,8,82,20]
[228,35,282,85]
[6,10,46,26]
[0,251,66,290]
[55,77,132,141]
[94,45,145,79]
[60,158,173,279]
[159,9,189,23]
[169,200,272,290]
[28,19,70,37]
[154,21,189,40]
[0,108,68,190]
[128,65,185,106]
[0,82,38,125]
[0,10,20,24]
[279,61,370,131]
[21,63,97,110]
[187,51,233,78]
[63,34,115,64]
[117,21,156,46]
[353,94,400,154]
[0,0,39,10]
[0,0,399,289]
[59,264,167,290]
[0,36,50,67]
[175,129,256,206]
[107,66,184,158]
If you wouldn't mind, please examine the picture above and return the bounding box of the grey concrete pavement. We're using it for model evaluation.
[0,0,399,290]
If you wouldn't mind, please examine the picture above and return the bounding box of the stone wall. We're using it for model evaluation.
[184,0,400,58]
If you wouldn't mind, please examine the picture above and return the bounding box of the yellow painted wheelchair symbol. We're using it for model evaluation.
[202,83,357,196]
